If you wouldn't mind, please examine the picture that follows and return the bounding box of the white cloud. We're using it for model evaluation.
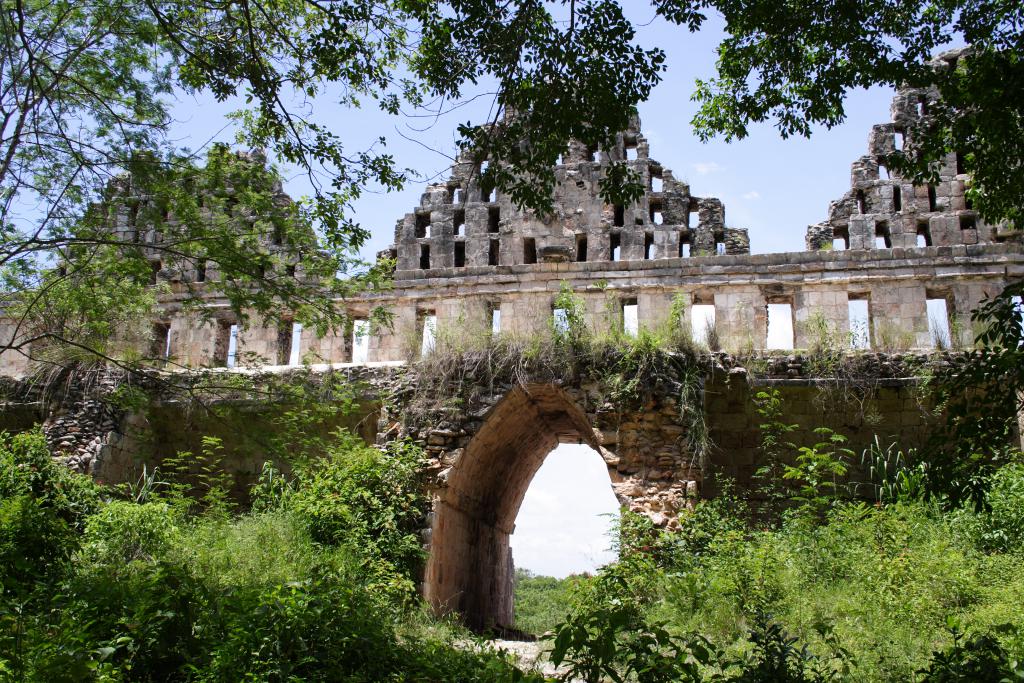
[510,444,620,577]
[743,191,761,200]
[691,161,723,175]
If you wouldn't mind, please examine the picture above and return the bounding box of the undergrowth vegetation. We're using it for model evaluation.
[514,466,1024,682]
[0,428,541,682]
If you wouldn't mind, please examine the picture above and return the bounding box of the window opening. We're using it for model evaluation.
[420,313,437,356]
[895,129,905,151]
[917,94,928,117]
[959,214,976,231]
[856,189,867,214]
[848,297,870,349]
[576,235,588,262]
[613,205,624,228]
[766,302,794,350]
[679,233,691,257]
[419,244,431,270]
[288,322,303,365]
[651,174,663,192]
[875,221,892,249]
[214,321,234,367]
[879,164,889,180]
[453,188,464,203]
[523,237,537,264]
[286,264,296,278]
[691,304,716,347]
[490,304,501,335]
[917,220,932,247]
[196,259,207,282]
[716,241,726,255]
[488,206,500,233]
[352,319,369,364]
[150,261,161,285]
[833,224,850,250]
[893,186,902,212]
[272,223,284,246]
[453,209,465,236]
[218,323,238,368]
[481,181,495,202]
[489,239,500,266]
[927,296,952,349]
[650,202,664,225]
[609,233,621,261]
[956,153,966,175]
[688,207,699,229]
[644,233,654,259]
[415,212,430,238]
[622,299,638,337]
[152,322,171,360]
[454,241,466,267]
[276,321,293,365]
[928,185,937,212]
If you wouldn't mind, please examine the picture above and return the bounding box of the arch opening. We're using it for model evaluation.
[423,384,620,631]
[510,443,619,579]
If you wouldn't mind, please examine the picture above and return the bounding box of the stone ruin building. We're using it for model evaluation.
[1,50,1022,629]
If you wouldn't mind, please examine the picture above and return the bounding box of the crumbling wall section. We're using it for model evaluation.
[391,115,750,276]
[807,49,1022,253]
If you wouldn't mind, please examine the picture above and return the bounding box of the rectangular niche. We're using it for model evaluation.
[352,319,369,364]
[926,294,953,349]
[847,296,871,349]
[691,303,716,348]
[523,237,537,264]
[576,234,588,262]
[622,298,638,337]
[766,300,794,350]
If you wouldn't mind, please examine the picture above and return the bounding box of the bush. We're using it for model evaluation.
[513,569,586,635]
[288,435,428,598]
[0,429,101,596]
[955,463,1024,553]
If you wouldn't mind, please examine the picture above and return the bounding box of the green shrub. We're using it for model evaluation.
[513,569,587,635]
[78,500,179,571]
[955,463,1024,553]
[0,429,100,596]
[288,435,428,598]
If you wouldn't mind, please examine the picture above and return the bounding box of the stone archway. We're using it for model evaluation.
[422,383,615,630]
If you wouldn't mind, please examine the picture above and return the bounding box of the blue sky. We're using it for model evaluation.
[166,8,900,576]
[169,9,896,260]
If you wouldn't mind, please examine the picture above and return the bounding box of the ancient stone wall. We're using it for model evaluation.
[5,351,966,629]
[806,50,1023,253]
